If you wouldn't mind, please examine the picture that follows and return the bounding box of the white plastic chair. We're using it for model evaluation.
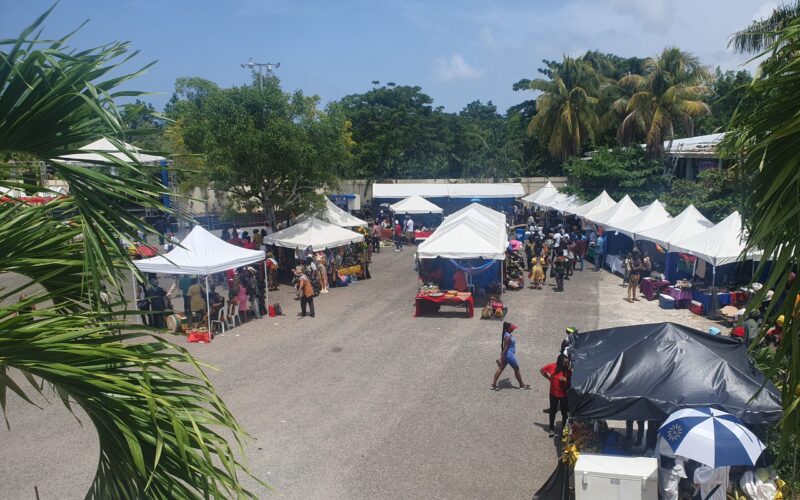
[211,306,227,334]
[227,302,240,329]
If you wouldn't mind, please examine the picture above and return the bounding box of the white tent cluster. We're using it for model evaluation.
[263,216,364,251]
[529,189,759,269]
[389,195,443,215]
[417,203,507,260]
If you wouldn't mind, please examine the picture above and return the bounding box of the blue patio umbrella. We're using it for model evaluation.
[658,407,765,468]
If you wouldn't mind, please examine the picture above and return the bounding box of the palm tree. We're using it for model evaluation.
[617,47,712,158]
[729,1,800,54]
[528,56,601,160]
[726,18,800,479]
[0,8,262,498]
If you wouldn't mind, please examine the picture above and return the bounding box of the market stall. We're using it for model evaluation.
[319,199,367,228]
[416,204,507,314]
[521,180,558,205]
[133,225,266,335]
[389,195,444,238]
[534,322,782,500]
[373,182,523,215]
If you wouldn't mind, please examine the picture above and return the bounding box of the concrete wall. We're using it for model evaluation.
[333,177,568,205]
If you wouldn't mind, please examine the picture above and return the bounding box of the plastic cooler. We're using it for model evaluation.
[574,454,658,500]
[689,300,704,316]
[659,294,675,309]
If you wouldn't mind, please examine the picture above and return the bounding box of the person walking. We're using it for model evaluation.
[575,233,587,272]
[594,233,605,271]
[540,353,571,437]
[294,265,315,317]
[529,254,545,290]
[316,252,329,293]
[622,252,632,286]
[491,322,530,390]
[553,250,568,292]
[393,220,404,251]
[371,222,382,253]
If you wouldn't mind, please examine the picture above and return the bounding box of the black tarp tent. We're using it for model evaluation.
[568,322,782,425]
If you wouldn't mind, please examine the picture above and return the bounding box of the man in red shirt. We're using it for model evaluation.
[393,220,404,251]
[540,354,571,437]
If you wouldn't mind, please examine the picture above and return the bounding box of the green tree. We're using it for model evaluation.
[337,84,452,180]
[694,68,754,135]
[660,168,744,222]
[527,56,601,160]
[169,76,351,225]
[562,147,667,205]
[725,13,800,483]
[0,8,260,498]
[617,47,712,158]
[729,1,800,53]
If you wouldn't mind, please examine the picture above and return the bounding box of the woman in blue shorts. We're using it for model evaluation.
[491,322,530,390]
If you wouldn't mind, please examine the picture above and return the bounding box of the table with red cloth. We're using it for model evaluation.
[640,278,671,301]
[413,230,433,242]
[667,286,693,308]
[414,291,474,318]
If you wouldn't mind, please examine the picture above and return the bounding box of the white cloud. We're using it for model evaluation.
[479,26,498,49]
[434,54,485,81]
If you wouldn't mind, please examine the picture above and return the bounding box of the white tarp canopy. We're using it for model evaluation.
[134,225,265,275]
[569,190,616,218]
[551,195,583,213]
[263,216,364,251]
[670,211,759,267]
[521,181,557,204]
[418,203,507,260]
[636,204,714,250]
[373,183,524,199]
[534,191,568,209]
[389,195,443,215]
[587,194,640,226]
[319,199,367,227]
[57,138,166,164]
[611,199,671,238]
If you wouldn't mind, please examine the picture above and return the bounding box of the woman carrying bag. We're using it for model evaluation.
[491,322,530,391]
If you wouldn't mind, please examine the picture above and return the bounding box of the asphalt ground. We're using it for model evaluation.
[0,245,718,499]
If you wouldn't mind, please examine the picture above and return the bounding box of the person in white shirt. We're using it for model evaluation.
[693,465,729,500]
[405,217,414,233]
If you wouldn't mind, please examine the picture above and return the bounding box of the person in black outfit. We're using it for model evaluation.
[147,277,168,328]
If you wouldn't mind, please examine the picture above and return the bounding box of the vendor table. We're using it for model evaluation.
[605,255,626,276]
[692,289,732,311]
[414,292,474,318]
[667,286,693,308]
[413,230,433,242]
[640,278,670,301]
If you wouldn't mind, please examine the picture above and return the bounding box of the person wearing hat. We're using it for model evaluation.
[540,353,571,437]
[294,266,315,318]
[491,322,530,390]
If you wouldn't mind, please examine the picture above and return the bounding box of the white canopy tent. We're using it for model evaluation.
[442,202,507,228]
[551,195,583,213]
[521,181,557,205]
[587,194,640,227]
[534,191,568,209]
[417,218,507,260]
[636,205,714,250]
[319,199,367,227]
[389,195,444,215]
[57,138,166,164]
[670,211,759,268]
[569,191,616,218]
[263,216,364,251]
[133,225,266,333]
[373,183,524,199]
[610,199,672,238]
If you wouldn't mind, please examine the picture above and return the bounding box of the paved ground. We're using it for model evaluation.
[0,248,719,499]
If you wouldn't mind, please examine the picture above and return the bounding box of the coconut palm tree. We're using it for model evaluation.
[726,17,800,475]
[729,1,800,54]
[0,8,262,498]
[528,56,601,160]
[617,47,712,158]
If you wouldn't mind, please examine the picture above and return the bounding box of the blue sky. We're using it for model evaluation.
[0,0,776,114]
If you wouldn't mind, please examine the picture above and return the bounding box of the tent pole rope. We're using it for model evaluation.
[205,275,211,333]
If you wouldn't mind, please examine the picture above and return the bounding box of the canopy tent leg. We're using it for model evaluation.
[131,269,140,325]
[709,264,720,320]
[205,275,211,333]
[263,260,274,316]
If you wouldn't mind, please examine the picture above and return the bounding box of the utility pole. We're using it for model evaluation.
[241,58,281,90]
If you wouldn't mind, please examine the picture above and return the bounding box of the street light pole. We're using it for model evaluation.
[240,58,281,90]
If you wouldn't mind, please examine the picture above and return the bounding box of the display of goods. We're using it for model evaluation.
[187,329,211,343]
[494,307,503,318]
